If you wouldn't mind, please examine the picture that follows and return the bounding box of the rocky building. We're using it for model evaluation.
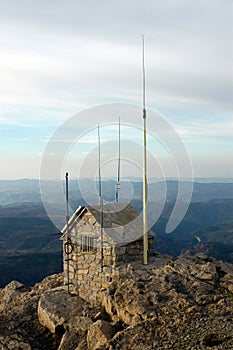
[61,203,154,303]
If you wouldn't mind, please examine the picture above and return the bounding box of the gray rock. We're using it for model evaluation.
[0,280,28,313]
[38,287,85,333]
[67,316,93,333]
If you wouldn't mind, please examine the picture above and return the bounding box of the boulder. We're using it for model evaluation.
[57,331,80,350]
[87,320,115,350]
[0,280,30,313]
[38,287,85,333]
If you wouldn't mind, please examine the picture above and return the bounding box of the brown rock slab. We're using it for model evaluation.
[57,331,80,350]
[87,320,115,350]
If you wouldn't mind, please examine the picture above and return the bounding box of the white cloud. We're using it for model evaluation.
[0,0,232,178]
[176,122,233,138]
[0,1,232,126]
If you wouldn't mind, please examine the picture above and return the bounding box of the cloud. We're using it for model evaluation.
[0,0,232,179]
[176,122,233,138]
[0,0,232,129]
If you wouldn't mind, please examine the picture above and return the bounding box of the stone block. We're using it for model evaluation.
[93,275,101,282]
[104,257,113,265]
[89,267,96,275]
[103,248,111,256]
[116,246,126,255]
[79,289,88,295]
[78,255,85,261]
[83,275,92,282]
[101,282,109,289]
[128,248,140,255]
[88,217,96,225]
[68,272,74,280]
[68,264,75,273]
[77,269,88,275]
[90,281,101,289]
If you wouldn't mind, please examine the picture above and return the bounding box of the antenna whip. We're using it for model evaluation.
[116,117,121,202]
[98,124,104,270]
[142,35,148,265]
[64,172,73,293]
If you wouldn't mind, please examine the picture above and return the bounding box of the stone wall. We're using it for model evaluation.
[63,237,154,304]
[115,237,154,265]
[63,244,114,304]
[62,210,154,304]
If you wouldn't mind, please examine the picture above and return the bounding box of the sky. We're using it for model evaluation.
[0,0,232,180]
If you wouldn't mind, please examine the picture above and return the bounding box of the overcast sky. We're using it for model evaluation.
[0,0,232,180]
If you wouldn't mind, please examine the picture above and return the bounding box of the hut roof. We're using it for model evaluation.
[61,202,154,246]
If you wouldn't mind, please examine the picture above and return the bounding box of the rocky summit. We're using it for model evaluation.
[0,253,233,349]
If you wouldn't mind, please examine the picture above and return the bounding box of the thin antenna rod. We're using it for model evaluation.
[98,124,102,200]
[66,172,69,226]
[65,172,71,293]
[142,35,146,117]
[116,117,121,202]
[98,124,104,270]
[142,35,148,265]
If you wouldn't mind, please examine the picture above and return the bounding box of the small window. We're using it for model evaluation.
[80,234,96,252]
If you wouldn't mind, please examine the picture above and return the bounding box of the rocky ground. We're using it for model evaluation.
[0,253,233,349]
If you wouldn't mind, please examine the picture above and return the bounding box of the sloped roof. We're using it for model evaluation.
[61,202,154,246]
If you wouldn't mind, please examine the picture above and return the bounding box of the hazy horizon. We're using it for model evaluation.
[1,176,233,183]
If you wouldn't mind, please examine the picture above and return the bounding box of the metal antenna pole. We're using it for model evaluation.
[66,172,69,227]
[116,117,121,202]
[98,124,104,270]
[98,124,102,201]
[65,172,71,293]
[142,35,148,265]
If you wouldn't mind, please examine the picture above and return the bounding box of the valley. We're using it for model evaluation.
[0,179,233,287]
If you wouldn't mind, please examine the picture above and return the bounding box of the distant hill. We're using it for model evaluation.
[0,179,233,287]
[0,204,62,287]
[178,223,233,262]
[1,179,233,206]
[0,204,61,253]
[152,199,233,258]
[193,222,233,244]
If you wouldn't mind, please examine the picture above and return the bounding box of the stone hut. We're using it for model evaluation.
[61,203,154,304]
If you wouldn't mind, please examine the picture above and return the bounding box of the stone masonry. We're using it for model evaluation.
[61,203,154,304]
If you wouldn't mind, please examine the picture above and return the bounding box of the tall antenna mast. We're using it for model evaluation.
[142,35,148,265]
[116,117,121,202]
[98,124,104,270]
